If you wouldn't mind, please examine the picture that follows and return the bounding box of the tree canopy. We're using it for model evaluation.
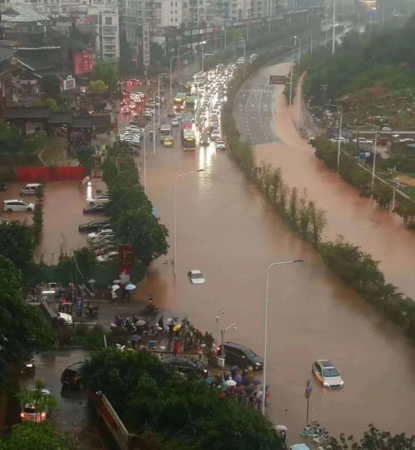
[0,256,55,387]
[0,422,70,450]
[0,221,35,269]
[102,144,169,267]
[92,60,118,88]
[302,16,415,101]
[82,348,283,450]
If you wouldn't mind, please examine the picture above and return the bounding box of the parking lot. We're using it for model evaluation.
[0,178,106,263]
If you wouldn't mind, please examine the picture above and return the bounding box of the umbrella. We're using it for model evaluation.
[135,319,146,327]
[224,379,237,387]
[125,283,136,291]
[275,425,288,432]
[111,285,120,291]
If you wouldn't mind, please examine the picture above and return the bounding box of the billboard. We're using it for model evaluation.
[74,51,94,76]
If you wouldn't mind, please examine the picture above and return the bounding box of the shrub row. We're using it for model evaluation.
[313,136,415,229]
[221,52,415,343]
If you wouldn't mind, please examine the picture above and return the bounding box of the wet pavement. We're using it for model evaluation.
[20,349,116,450]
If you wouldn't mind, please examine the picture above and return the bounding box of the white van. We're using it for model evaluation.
[20,183,43,196]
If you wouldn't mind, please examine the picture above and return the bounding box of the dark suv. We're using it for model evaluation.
[61,362,85,389]
[217,342,264,370]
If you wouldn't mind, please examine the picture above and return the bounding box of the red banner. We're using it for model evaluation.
[17,166,85,182]
[74,51,94,76]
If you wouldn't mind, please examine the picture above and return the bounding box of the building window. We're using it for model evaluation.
[105,16,112,25]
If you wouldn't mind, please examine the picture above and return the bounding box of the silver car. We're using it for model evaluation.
[312,359,344,389]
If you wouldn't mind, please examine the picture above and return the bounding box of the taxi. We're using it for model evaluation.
[163,136,175,147]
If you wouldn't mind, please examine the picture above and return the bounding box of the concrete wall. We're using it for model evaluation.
[88,390,139,450]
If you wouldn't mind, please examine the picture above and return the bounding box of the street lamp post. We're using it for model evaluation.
[142,124,154,194]
[169,55,179,102]
[288,73,301,129]
[332,0,336,55]
[237,36,246,62]
[157,72,168,127]
[329,104,343,172]
[173,169,205,277]
[224,26,227,50]
[262,259,305,415]
[220,323,237,379]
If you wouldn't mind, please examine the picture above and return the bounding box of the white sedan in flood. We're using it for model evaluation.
[188,270,206,284]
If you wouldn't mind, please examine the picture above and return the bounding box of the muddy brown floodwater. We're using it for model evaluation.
[136,93,415,440]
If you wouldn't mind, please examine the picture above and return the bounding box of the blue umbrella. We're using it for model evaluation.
[125,284,136,291]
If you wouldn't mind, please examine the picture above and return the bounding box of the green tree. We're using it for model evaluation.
[88,80,107,94]
[0,422,70,450]
[43,98,58,111]
[93,60,118,88]
[0,221,36,269]
[323,424,415,450]
[81,348,284,450]
[0,256,55,388]
[113,208,169,266]
[76,145,95,174]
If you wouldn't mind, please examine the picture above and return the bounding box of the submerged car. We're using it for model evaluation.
[188,270,206,284]
[312,359,344,389]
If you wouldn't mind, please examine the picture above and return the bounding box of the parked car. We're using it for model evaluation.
[90,236,117,249]
[96,251,118,263]
[83,204,106,214]
[3,199,35,212]
[312,359,344,388]
[20,388,52,423]
[87,195,109,206]
[87,228,113,240]
[217,342,263,370]
[78,220,109,232]
[161,356,208,377]
[61,362,85,389]
[20,183,43,196]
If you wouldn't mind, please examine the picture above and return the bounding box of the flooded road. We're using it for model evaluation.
[238,61,415,300]
[136,107,415,439]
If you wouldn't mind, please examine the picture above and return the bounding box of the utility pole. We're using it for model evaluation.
[305,380,313,425]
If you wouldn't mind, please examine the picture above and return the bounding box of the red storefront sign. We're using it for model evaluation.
[74,51,94,76]
[119,244,134,274]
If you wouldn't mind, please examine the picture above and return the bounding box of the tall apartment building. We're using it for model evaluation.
[88,0,120,59]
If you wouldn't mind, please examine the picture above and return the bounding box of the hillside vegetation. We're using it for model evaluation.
[302,16,415,128]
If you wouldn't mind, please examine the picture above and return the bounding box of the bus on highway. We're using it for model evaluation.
[173,92,187,111]
[182,129,197,151]
[185,96,198,114]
